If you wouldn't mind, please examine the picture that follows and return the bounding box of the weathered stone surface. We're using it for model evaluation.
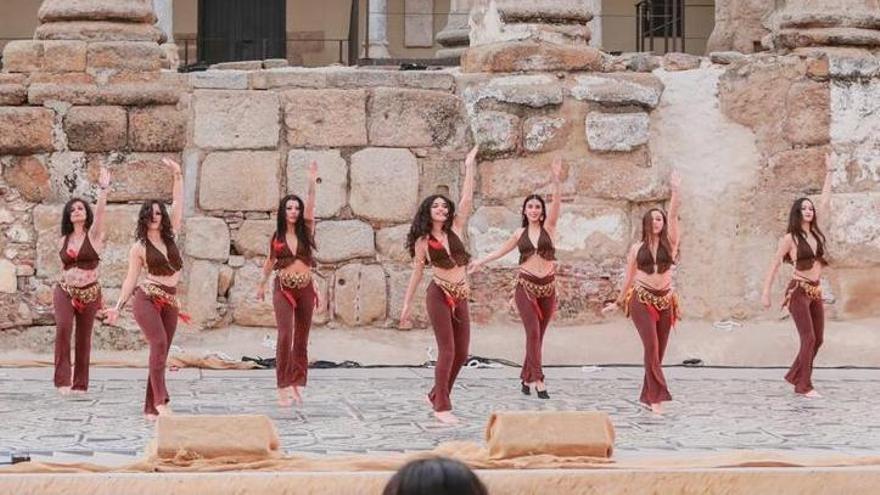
[470,111,519,153]
[314,220,375,263]
[468,206,521,267]
[710,51,748,65]
[0,259,16,294]
[250,69,329,90]
[64,106,128,152]
[480,155,575,201]
[86,41,162,71]
[184,216,230,261]
[461,41,603,73]
[367,88,465,147]
[765,146,829,192]
[38,0,157,23]
[1,41,43,72]
[771,27,880,50]
[585,112,650,152]
[282,89,367,147]
[663,52,703,71]
[0,82,27,105]
[831,77,880,194]
[0,108,55,154]
[464,75,564,109]
[210,60,262,71]
[554,200,631,261]
[333,263,386,326]
[828,52,880,78]
[605,52,663,73]
[233,219,274,258]
[3,156,51,202]
[199,152,281,211]
[229,261,274,326]
[832,267,880,318]
[287,150,348,218]
[35,21,163,42]
[570,73,664,109]
[386,264,429,327]
[34,204,140,286]
[706,0,774,54]
[84,153,173,202]
[45,152,91,201]
[350,148,419,222]
[828,193,880,267]
[193,90,280,150]
[190,70,249,90]
[183,260,219,327]
[218,265,234,296]
[495,0,593,24]
[574,149,665,201]
[0,295,32,329]
[42,41,87,72]
[419,152,462,204]
[523,116,569,153]
[784,81,830,145]
[128,106,187,152]
[376,224,411,263]
[28,83,180,106]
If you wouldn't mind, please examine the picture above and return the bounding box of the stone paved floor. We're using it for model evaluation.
[2,366,880,462]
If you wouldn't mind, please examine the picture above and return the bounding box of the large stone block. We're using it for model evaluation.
[229,261,274,327]
[34,204,140,286]
[38,0,157,22]
[86,41,161,71]
[663,52,702,71]
[35,21,163,42]
[184,216,230,261]
[480,155,575,201]
[463,75,564,109]
[784,81,830,146]
[828,193,880,267]
[419,152,462,204]
[765,146,829,193]
[3,155,52,202]
[233,219,274,258]
[0,108,55,154]
[199,151,281,211]
[332,263,387,326]
[84,153,174,202]
[574,149,666,202]
[46,152,91,201]
[190,70,250,90]
[42,40,87,72]
[376,224,411,263]
[470,111,519,153]
[0,259,16,294]
[287,150,348,218]
[183,260,219,327]
[313,220,375,263]
[250,68,329,90]
[523,116,569,153]
[461,41,604,73]
[570,73,664,109]
[129,106,187,152]
[282,89,367,147]
[585,112,650,152]
[385,264,430,327]
[554,200,631,261]
[367,88,466,147]
[64,106,128,152]
[193,90,280,150]
[1,40,43,72]
[468,206,521,267]
[350,148,419,222]
[831,267,880,319]
[28,82,180,106]
[0,77,27,105]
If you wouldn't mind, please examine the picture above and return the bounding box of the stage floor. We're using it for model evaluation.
[2,366,880,464]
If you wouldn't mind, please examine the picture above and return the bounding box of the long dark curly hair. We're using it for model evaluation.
[784,197,827,263]
[135,200,175,244]
[274,194,316,256]
[521,194,546,228]
[406,195,455,258]
[60,198,93,236]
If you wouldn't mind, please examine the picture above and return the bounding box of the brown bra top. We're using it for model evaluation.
[144,237,183,276]
[636,242,674,275]
[785,235,827,271]
[426,231,470,269]
[271,232,315,270]
[60,233,100,271]
[517,227,556,264]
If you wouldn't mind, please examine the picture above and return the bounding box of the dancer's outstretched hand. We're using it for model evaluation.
[161,157,182,175]
[103,308,119,325]
[399,305,413,330]
[98,167,111,189]
[761,292,771,310]
[601,302,619,315]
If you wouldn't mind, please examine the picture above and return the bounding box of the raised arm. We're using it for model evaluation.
[162,157,184,233]
[818,153,834,229]
[91,167,110,245]
[761,234,793,309]
[399,240,428,329]
[304,160,318,229]
[453,145,478,233]
[545,157,563,233]
[105,243,144,324]
[468,229,522,273]
[667,170,681,255]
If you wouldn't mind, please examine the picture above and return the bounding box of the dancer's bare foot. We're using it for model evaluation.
[144,413,158,422]
[433,411,460,424]
[650,403,664,414]
[804,389,822,398]
[155,404,173,416]
[277,388,293,407]
[287,386,303,406]
[57,386,71,395]
[70,389,86,395]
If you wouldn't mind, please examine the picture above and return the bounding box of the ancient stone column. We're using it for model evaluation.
[153,0,173,42]
[435,0,473,59]
[706,0,775,53]
[364,0,391,58]
[766,0,880,51]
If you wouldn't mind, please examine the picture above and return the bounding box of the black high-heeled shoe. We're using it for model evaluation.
[536,388,550,400]
[520,381,531,395]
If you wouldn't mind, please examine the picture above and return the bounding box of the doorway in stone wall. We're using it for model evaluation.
[198,0,286,64]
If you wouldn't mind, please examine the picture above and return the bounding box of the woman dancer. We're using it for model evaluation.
[105,158,185,420]
[761,155,834,398]
[468,158,563,399]
[257,161,319,407]
[400,146,477,424]
[604,171,681,414]
[54,167,111,394]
